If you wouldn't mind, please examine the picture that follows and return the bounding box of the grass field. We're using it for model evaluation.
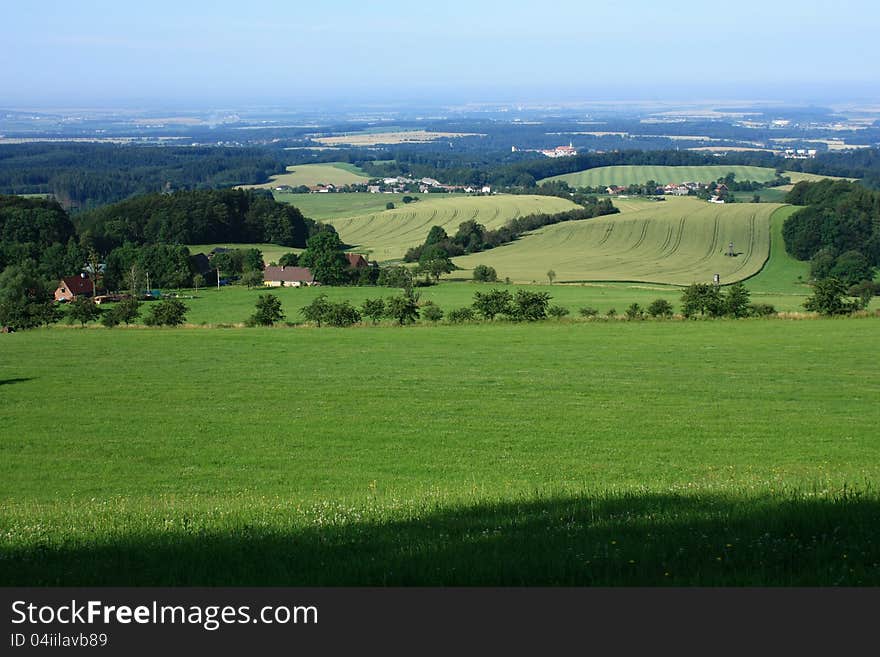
[310,130,481,146]
[276,192,433,222]
[185,242,302,264]
[2,320,879,585]
[540,165,783,187]
[317,194,579,261]
[239,162,369,189]
[452,197,780,285]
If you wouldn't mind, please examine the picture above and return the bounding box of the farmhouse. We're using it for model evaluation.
[262,265,316,287]
[345,253,369,269]
[54,274,98,302]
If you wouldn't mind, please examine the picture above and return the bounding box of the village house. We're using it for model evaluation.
[345,253,369,269]
[262,265,316,287]
[54,273,98,302]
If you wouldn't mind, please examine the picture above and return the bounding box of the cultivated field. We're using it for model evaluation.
[453,197,780,285]
[2,320,878,585]
[276,192,430,222]
[310,130,482,146]
[320,194,580,261]
[239,162,369,189]
[540,165,782,187]
[186,242,302,264]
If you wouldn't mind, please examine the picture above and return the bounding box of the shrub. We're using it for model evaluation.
[606,308,617,318]
[421,302,444,322]
[747,303,776,317]
[681,283,724,318]
[385,202,395,210]
[386,291,420,325]
[67,297,101,326]
[548,305,570,319]
[473,288,513,320]
[301,294,332,326]
[511,289,551,321]
[324,301,361,327]
[144,298,188,326]
[447,307,476,323]
[472,264,498,283]
[625,303,644,320]
[361,298,386,324]
[804,277,862,315]
[647,298,673,318]
[579,307,599,318]
[249,294,285,326]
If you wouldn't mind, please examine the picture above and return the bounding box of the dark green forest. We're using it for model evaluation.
[783,180,880,284]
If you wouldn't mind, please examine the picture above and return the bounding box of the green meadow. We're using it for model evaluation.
[2,320,879,585]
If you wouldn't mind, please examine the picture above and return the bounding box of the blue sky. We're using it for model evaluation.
[3,0,878,106]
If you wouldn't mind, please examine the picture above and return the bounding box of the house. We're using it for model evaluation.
[541,142,578,158]
[262,265,316,287]
[345,253,369,269]
[189,253,212,277]
[55,273,97,302]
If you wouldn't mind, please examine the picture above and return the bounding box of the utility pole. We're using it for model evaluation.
[217,267,221,290]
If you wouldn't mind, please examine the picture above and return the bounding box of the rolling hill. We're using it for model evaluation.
[452,197,783,285]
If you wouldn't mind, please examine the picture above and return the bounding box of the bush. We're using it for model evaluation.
[548,305,570,319]
[647,298,673,318]
[472,264,498,283]
[606,308,617,318]
[447,307,476,323]
[681,283,724,318]
[747,303,776,317]
[386,202,395,210]
[578,307,599,318]
[511,289,551,321]
[144,298,188,326]
[101,297,141,327]
[67,297,101,326]
[421,302,444,322]
[386,291,420,325]
[625,303,644,320]
[473,288,513,320]
[804,277,863,315]
[324,301,361,327]
[361,298,386,324]
[249,294,285,326]
[377,266,413,290]
[301,294,332,326]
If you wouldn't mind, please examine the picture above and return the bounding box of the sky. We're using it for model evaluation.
[3,0,879,108]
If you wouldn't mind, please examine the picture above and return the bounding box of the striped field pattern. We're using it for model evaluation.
[540,165,782,188]
[323,194,579,261]
[452,197,783,285]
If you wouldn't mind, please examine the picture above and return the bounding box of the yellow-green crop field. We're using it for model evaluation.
[239,162,369,189]
[541,165,783,187]
[453,197,781,285]
[321,194,579,261]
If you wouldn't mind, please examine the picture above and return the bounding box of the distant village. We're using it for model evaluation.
[272,176,492,196]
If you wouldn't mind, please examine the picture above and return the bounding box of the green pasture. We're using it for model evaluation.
[540,165,783,187]
[277,192,434,222]
[452,197,779,285]
[185,242,302,264]
[2,319,879,585]
[239,162,369,189]
[318,194,579,261]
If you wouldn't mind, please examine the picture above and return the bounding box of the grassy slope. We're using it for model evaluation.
[320,194,579,261]
[452,197,779,285]
[2,320,879,585]
[239,162,369,189]
[540,165,781,187]
[742,206,811,295]
[277,192,432,222]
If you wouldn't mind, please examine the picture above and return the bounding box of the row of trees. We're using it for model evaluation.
[404,199,618,264]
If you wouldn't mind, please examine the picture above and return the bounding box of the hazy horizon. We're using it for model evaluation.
[3,1,879,108]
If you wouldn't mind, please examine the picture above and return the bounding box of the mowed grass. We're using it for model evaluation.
[1,320,879,585]
[320,194,579,261]
[540,165,782,187]
[239,162,369,189]
[453,197,779,285]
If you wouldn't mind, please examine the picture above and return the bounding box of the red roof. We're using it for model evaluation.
[263,266,314,283]
[59,275,95,296]
[345,253,368,268]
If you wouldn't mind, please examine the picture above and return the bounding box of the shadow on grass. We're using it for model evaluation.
[0,377,33,386]
[4,491,879,586]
